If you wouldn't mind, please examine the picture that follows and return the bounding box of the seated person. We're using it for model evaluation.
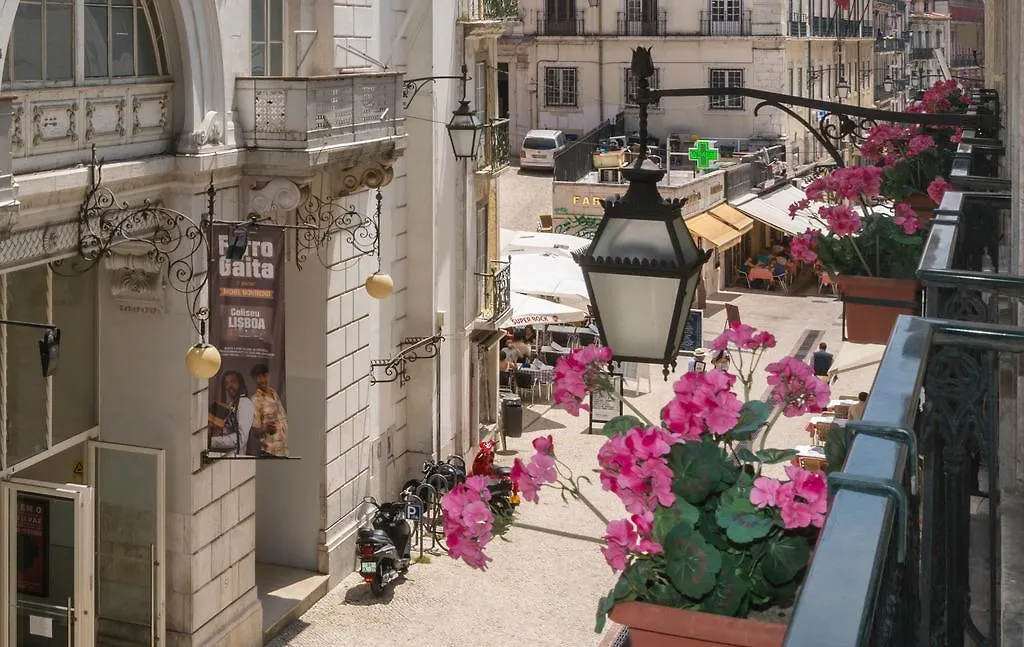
[501,338,520,371]
[773,259,787,279]
[848,392,869,420]
[740,257,753,275]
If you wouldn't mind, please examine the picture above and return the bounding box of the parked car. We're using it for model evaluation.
[520,129,567,170]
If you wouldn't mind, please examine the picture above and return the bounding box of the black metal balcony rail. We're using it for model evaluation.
[552,113,625,182]
[459,0,521,22]
[615,10,667,36]
[535,10,584,36]
[788,12,808,36]
[950,51,984,68]
[699,10,752,36]
[910,47,934,60]
[476,118,511,173]
[809,16,872,37]
[476,259,511,322]
[874,37,906,52]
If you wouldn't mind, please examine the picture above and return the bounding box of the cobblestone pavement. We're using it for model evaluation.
[268,286,880,647]
[497,163,555,233]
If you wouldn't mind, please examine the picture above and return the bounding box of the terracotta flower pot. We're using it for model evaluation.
[609,601,786,647]
[903,192,937,224]
[836,275,921,345]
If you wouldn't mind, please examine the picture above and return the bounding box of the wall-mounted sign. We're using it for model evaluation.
[688,140,720,170]
[17,495,49,597]
[207,225,290,458]
[589,373,624,428]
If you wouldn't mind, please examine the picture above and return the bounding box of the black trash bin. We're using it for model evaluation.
[501,394,523,438]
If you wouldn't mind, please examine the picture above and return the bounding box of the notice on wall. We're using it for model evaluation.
[207,225,289,458]
[589,373,624,429]
[679,310,705,355]
[17,495,49,597]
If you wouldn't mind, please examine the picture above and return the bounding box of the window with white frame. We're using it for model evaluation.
[5,0,165,85]
[544,67,578,107]
[624,68,660,107]
[251,0,284,77]
[710,0,741,22]
[709,69,744,110]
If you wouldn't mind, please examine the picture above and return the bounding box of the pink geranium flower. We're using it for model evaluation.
[511,435,559,503]
[927,178,954,205]
[663,371,743,439]
[598,427,679,515]
[765,357,830,417]
[747,466,828,529]
[710,322,777,352]
[441,476,495,569]
[818,204,862,237]
[600,512,663,572]
[552,344,613,416]
[907,134,937,157]
[894,202,921,235]
[789,230,820,264]
[750,476,782,509]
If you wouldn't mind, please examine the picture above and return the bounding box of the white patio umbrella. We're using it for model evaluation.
[499,292,587,328]
[507,252,591,308]
[500,229,592,259]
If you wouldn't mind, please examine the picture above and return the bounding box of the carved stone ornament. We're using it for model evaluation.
[329,140,399,197]
[192,110,223,148]
[102,245,167,311]
[250,178,303,215]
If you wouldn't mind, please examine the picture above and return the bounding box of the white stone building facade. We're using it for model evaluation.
[0,1,511,646]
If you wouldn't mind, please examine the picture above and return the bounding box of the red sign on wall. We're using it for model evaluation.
[17,495,49,597]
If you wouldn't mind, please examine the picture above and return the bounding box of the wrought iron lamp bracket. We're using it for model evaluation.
[369,334,446,386]
[827,472,908,563]
[403,65,472,110]
[295,188,382,270]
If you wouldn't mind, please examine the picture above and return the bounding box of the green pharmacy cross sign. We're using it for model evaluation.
[688,140,720,170]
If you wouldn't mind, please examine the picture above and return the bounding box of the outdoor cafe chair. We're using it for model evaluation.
[818,271,836,295]
[514,370,536,404]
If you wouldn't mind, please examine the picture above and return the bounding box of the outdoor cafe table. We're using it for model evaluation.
[806,415,848,443]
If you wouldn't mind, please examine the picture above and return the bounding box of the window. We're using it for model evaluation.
[624,0,658,22]
[6,0,164,84]
[710,0,741,22]
[624,68,660,107]
[544,67,578,107]
[475,62,488,121]
[709,69,744,110]
[797,67,803,96]
[788,67,794,95]
[251,0,283,77]
[475,204,488,315]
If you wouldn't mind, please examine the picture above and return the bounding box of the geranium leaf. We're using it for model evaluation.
[824,426,852,474]
[646,582,684,607]
[669,441,726,505]
[652,498,700,543]
[602,415,644,438]
[755,448,798,464]
[715,494,775,544]
[761,536,811,586]
[664,523,722,599]
[734,446,759,462]
[701,554,750,617]
[728,401,773,441]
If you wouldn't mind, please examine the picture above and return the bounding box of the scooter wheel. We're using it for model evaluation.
[370,563,387,597]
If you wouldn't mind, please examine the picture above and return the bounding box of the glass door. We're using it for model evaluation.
[1,479,95,647]
[86,441,165,647]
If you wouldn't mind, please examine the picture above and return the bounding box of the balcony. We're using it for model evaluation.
[616,11,667,37]
[476,119,510,174]
[783,96,1013,647]
[700,10,752,36]
[809,16,872,37]
[788,13,808,36]
[950,52,984,68]
[459,0,520,22]
[234,73,405,165]
[536,10,584,36]
[476,259,511,323]
[874,37,906,52]
[910,47,935,60]
[873,85,897,102]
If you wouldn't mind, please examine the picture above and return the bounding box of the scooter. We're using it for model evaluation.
[471,439,521,510]
[355,496,412,597]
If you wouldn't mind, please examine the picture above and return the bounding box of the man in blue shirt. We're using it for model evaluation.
[812,342,834,379]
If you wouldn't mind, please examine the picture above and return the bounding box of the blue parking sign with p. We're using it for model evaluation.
[406,502,422,520]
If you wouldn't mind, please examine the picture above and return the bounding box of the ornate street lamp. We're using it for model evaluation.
[836,77,852,100]
[405,65,484,161]
[883,74,894,93]
[574,47,711,380]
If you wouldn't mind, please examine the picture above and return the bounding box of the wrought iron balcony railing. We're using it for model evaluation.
[616,10,667,37]
[809,16,871,37]
[699,10,752,36]
[788,13,808,36]
[874,37,906,52]
[476,118,511,173]
[535,10,584,36]
[950,52,984,68]
[910,47,935,60]
[476,259,511,323]
[459,0,521,22]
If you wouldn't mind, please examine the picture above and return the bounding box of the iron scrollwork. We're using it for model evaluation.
[402,65,471,110]
[369,335,445,386]
[296,188,381,270]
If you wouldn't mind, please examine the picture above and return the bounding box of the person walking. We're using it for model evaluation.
[811,342,834,380]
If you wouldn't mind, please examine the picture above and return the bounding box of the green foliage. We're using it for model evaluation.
[734,447,799,465]
[815,209,926,279]
[652,499,700,543]
[726,401,773,442]
[664,524,723,598]
[668,440,729,505]
[715,489,775,544]
[602,415,644,438]
[824,426,852,475]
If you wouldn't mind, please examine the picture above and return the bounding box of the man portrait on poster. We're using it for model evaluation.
[208,370,256,455]
[250,363,289,456]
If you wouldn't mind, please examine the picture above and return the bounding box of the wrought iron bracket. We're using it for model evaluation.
[296,188,382,270]
[827,472,908,563]
[403,65,471,110]
[847,423,920,495]
[369,334,445,386]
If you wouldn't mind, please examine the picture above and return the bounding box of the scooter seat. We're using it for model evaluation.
[492,465,513,477]
[358,528,391,545]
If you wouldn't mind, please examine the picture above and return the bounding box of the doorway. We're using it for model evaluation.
[497,63,509,119]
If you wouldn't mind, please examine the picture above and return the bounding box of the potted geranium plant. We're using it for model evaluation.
[440,327,832,647]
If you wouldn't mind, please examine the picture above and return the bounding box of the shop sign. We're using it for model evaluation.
[17,495,49,597]
[207,225,290,458]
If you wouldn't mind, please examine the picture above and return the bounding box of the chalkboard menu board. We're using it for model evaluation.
[679,309,705,354]
[590,374,624,429]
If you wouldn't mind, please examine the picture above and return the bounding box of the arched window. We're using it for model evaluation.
[5,0,166,85]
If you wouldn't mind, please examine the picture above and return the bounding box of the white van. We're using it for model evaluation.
[520,129,567,170]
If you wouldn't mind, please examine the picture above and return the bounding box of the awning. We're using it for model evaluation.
[708,204,754,234]
[686,212,744,251]
[730,186,829,237]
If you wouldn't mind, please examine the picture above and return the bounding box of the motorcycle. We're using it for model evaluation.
[355,496,413,597]
[471,439,521,511]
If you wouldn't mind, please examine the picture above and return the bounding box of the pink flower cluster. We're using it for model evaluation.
[789,230,820,264]
[765,357,830,417]
[663,370,743,440]
[750,465,828,529]
[894,203,922,235]
[819,205,862,237]
[910,79,970,115]
[709,321,777,352]
[598,426,679,514]
[860,123,911,165]
[803,166,883,202]
[927,178,953,206]
[510,435,558,503]
[552,344,613,416]
[440,476,495,570]
[907,134,937,158]
[602,512,662,572]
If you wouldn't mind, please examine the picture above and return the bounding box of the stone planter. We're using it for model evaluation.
[836,275,921,345]
[609,601,787,647]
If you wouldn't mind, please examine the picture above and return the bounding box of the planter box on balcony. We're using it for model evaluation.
[610,601,786,647]
[837,275,920,345]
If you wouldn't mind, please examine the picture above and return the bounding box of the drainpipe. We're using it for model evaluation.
[598,3,605,122]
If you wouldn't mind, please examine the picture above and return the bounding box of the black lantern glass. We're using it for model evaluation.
[447,100,483,160]
[574,160,711,378]
[883,74,894,92]
[836,77,851,100]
